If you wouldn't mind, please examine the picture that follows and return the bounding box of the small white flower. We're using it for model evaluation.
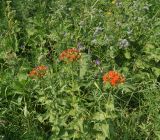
[119,39,129,48]
[91,39,97,45]
[93,27,103,37]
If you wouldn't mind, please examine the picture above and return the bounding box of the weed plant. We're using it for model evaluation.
[0,0,160,139]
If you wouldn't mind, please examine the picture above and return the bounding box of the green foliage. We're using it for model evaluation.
[0,0,160,139]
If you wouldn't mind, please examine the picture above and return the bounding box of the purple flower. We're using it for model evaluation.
[95,59,100,65]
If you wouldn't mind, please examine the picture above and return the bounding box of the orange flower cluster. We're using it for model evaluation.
[59,48,81,62]
[103,70,125,86]
[28,65,47,78]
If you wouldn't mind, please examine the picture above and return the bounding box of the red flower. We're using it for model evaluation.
[103,70,125,86]
[59,48,81,62]
[28,65,47,78]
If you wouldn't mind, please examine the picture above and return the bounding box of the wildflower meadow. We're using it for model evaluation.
[0,0,160,139]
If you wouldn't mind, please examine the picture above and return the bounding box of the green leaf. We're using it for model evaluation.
[104,82,112,89]
[154,131,160,139]
[93,112,109,121]
[122,67,129,73]
[105,96,115,112]
[17,73,28,82]
[124,51,131,59]
[144,44,155,52]
[26,27,37,36]
[119,84,135,93]
[0,51,6,59]
[152,67,160,77]
[135,59,145,69]
[94,82,102,92]
[79,53,90,79]
[17,97,23,105]
[101,123,110,139]
[94,122,110,139]
[24,104,28,117]
[96,134,106,140]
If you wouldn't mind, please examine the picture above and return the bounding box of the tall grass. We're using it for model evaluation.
[0,0,160,139]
